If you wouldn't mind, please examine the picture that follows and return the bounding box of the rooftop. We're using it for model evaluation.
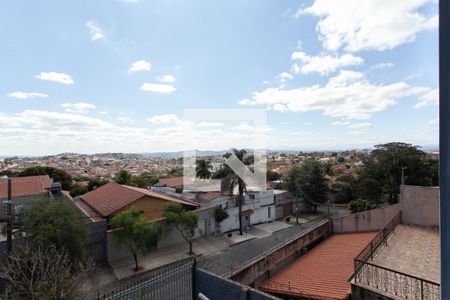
[0,175,50,199]
[80,183,199,218]
[156,176,185,188]
[261,231,377,300]
[372,224,439,283]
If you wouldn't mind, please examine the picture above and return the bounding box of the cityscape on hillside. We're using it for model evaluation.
[0,1,445,300]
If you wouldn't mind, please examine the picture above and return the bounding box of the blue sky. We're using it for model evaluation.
[0,0,439,155]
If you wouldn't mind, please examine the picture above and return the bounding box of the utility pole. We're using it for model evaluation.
[401,166,407,186]
[5,178,12,254]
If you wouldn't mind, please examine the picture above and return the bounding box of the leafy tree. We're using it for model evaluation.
[196,159,213,180]
[23,200,88,262]
[214,206,229,223]
[356,177,384,206]
[5,245,95,300]
[87,177,109,191]
[164,203,198,254]
[266,170,281,181]
[115,169,132,185]
[286,165,303,224]
[70,183,88,197]
[331,174,357,203]
[131,172,159,188]
[372,142,427,202]
[348,199,372,214]
[109,207,163,271]
[18,166,73,190]
[212,149,253,235]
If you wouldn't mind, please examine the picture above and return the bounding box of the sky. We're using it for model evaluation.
[0,0,439,155]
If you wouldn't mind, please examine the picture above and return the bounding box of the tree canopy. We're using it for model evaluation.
[196,159,212,180]
[109,207,163,271]
[23,200,88,262]
[115,169,133,185]
[163,203,198,254]
[18,166,73,190]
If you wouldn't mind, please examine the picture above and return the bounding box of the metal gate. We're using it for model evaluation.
[95,258,194,300]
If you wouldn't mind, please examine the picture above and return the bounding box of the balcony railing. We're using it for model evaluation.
[352,212,440,300]
[355,261,440,300]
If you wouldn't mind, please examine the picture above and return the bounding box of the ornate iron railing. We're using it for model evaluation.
[355,261,440,300]
[354,211,401,273]
[353,212,440,299]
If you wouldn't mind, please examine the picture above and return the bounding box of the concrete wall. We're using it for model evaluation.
[107,207,216,263]
[399,185,439,227]
[230,220,330,287]
[331,204,400,233]
[195,269,280,300]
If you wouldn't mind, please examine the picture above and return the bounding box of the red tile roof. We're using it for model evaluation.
[199,191,222,201]
[157,176,185,188]
[80,183,198,218]
[261,232,377,300]
[0,175,50,199]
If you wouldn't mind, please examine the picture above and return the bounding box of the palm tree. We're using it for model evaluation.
[213,149,253,235]
[196,159,212,180]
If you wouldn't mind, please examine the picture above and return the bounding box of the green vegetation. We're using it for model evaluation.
[214,205,229,223]
[163,203,198,254]
[348,199,372,214]
[23,200,88,262]
[212,148,253,235]
[115,169,133,185]
[196,159,212,180]
[109,207,163,271]
[18,166,72,190]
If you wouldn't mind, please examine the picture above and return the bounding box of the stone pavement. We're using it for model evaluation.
[373,224,440,282]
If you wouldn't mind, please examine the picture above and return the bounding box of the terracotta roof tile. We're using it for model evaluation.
[0,175,50,199]
[80,183,199,218]
[157,176,185,188]
[260,232,377,300]
[199,192,222,201]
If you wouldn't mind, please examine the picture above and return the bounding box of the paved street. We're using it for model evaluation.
[197,217,327,276]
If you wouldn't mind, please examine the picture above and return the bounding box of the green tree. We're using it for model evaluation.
[115,169,132,185]
[286,165,303,224]
[131,172,159,188]
[214,206,229,224]
[266,170,281,181]
[356,177,384,206]
[109,207,163,271]
[87,177,109,191]
[348,199,372,214]
[372,142,427,202]
[163,203,198,254]
[23,200,88,262]
[18,166,73,190]
[212,149,253,235]
[69,183,88,197]
[196,159,213,180]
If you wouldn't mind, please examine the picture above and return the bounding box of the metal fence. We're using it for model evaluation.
[94,258,195,300]
[353,212,440,300]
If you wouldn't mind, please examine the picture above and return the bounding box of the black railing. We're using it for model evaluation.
[353,212,440,299]
[94,257,195,300]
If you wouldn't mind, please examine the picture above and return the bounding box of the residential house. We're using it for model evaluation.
[273,189,293,220]
[154,176,185,193]
[0,175,56,220]
[197,192,230,209]
[75,183,199,221]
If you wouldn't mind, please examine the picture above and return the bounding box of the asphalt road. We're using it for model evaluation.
[197,217,327,276]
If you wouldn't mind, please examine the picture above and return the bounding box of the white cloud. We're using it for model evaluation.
[414,88,438,108]
[8,92,48,99]
[371,63,394,70]
[140,83,176,94]
[277,72,293,83]
[428,117,438,125]
[129,60,152,73]
[291,51,363,75]
[61,102,96,114]
[147,114,179,124]
[157,75,176,83]
[349,122,372,129]
[197,121,224,128]
[330,121,350,126]
[99,111,108,115]
[240,71,429,120]
[117,116,134,123]
[35,72,74,85]
[86,21,105,41]
[298,0,438,52]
